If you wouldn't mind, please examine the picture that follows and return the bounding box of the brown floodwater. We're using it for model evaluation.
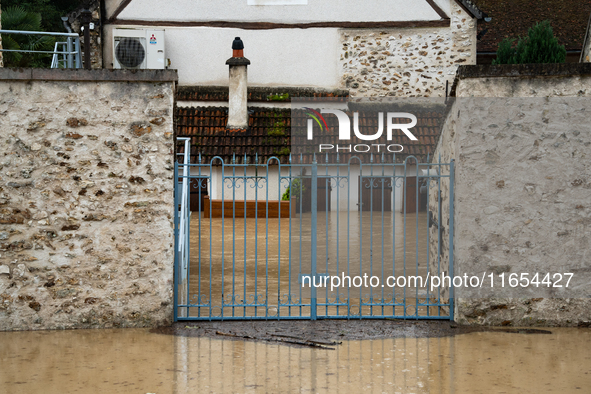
[1,327,589,393]
[182,212,441,318]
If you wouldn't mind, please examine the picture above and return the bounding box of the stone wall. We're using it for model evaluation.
[433,64,591,326]
[340,2,476,97]
[0,68,177,331]
[427,101,456,310]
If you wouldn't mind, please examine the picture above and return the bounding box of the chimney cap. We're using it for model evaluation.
[232,37,244,50]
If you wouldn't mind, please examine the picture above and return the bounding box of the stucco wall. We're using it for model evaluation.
[340,2,476,97]
[104,26,341,88]
[434,65,591,326]
[0,69,177,331]
[427,102,456,308]
[105,1,477,92]
[104,17,476,92]
[116,0,444,23]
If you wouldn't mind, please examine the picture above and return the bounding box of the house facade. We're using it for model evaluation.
[176,103,445,212]
[104,0,482,97]
[101,0,482,210]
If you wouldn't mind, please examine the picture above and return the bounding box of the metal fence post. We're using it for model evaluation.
[173,160,179,322]
[74,38,82,69]
[448,159,455,321]
[67,37,73,69]
[310,156,318,320]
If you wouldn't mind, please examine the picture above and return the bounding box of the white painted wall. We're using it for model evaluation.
[118,0,443,23]
[104,26,340,87]
[105,1,468,87]
[105,0,126,18]
[189,166,288,201]
[189,164,420,212]
[432,0,452,16]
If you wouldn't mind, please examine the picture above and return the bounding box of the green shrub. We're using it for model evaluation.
[493,20,566,65]
[282,178,305,201]
[2,6,55,67]
[494,38,517,64]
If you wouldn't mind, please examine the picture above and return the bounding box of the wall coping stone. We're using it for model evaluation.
[0,68,178,82]
[450,63,591,96]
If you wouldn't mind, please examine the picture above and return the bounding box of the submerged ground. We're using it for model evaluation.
[1,321,589,393]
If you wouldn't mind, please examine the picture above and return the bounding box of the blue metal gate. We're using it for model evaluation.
[174,150,454,321]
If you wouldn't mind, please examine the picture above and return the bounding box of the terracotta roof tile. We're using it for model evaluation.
[474,0,591,52]
[176,107,446,165]
[176,86,349,103]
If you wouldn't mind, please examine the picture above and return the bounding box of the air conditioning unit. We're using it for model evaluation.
[113,28,166,69]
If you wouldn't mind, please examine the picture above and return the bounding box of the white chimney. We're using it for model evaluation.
[226,37,250,131]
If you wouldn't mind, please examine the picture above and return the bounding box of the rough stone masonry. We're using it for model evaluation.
[340,1,476,97]
[431,64,591,327]
[0,69,177,331]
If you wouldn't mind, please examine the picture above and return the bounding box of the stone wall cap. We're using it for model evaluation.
[450,63,591,96]
[0,68,179,82]
[457,63,591,79]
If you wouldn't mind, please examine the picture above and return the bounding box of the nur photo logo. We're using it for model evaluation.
[303,108,418,154]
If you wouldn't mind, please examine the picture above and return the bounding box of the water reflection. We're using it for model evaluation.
[1,328,589,393]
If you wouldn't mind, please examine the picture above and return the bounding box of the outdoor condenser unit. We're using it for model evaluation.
[112,28,166,70]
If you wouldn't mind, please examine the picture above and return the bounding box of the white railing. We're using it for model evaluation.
[177,137,191,318]
[0,29,82,69]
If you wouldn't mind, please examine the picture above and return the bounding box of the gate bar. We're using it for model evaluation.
[449,159,455,321]
[310,157,318,320]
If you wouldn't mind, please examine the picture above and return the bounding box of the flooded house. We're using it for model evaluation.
[0,0,590,332]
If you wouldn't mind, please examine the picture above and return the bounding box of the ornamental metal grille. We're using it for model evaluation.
[174,154,454,321]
